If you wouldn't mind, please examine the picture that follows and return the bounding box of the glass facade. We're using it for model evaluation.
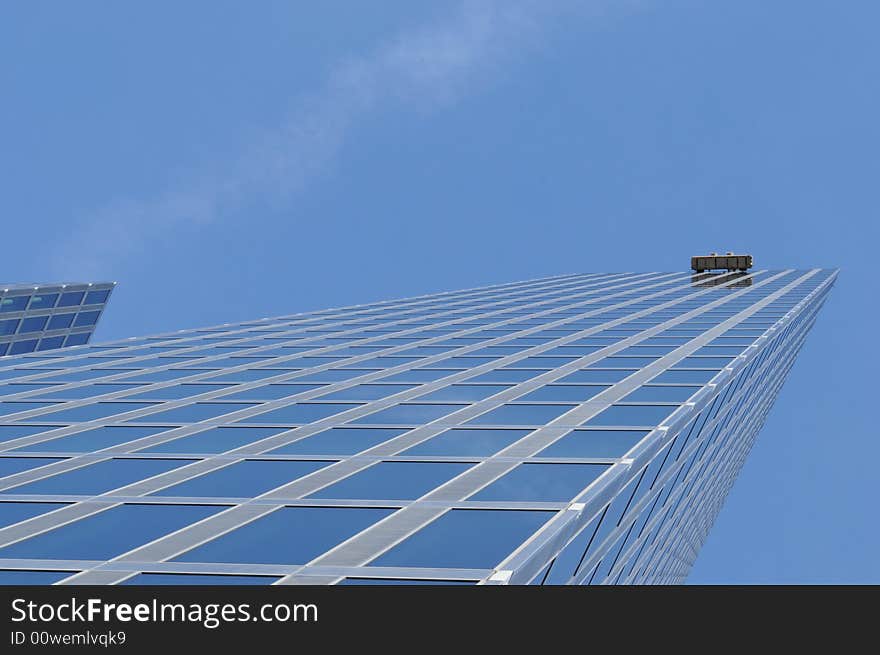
[0,283,115,356]
[0,269,836,585]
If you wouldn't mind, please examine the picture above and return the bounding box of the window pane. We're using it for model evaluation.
[468,404,577,426]
[1,458,190,495]
[0,504,222,560]
[307,462,471,500]
[0,425,58,443]
[84,290,111,305]
[219,384,325,401]
[622,386,701,402]
[143,427,288,454]
[0,570,72,585]
[0,402,58,417]
[316,384,417,401]
[57,292,85,307]
[122,573,278,585]
[33,384,144,401]
[370,509,553,569]
[381,369,457,383]
[152,460,330,497]
[47,314,76,329]
[30,402,155,423]
[126,384,235,401]
[537,429,648,458]
[130,402,256,423]
[649,370,717,384]
[0,457,61,477]
[174,506,394,565]
[13,426,168,453]
[403,429,530,457]
[0,502,67,529]
[269,427,406,456]
[352,404,466,425]
[470,463,609,502]
[240,403,359,424]
[583,405,677,427]
[414,385,511,402]
[517,385,609,402]
[467,370,548,383]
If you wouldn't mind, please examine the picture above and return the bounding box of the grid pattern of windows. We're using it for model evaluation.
[0,269,836,585]
[0,283,115,356]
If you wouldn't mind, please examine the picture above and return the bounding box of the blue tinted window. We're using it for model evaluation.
[241,403,359,424]
[675,357,733,369]
[73,311,101,327]
[42,369,128,383]
[471,463,609,502]
[0,457,61,477]
[37,336,66,351]
[308,462,471,500]
[422,357,496,369]
[339,578,472,585]
[370,509,552,569]
[219,383,325,401]
[119,370,201,383]
[623,386,701,402]
[127,384,233,401]
[15,426,168,453]
[143,426,287,454]
[204,369,284,383]
[0,425,57,443]
[537,429,648,458]
[352,404,466,425]
[35,384,144,400]
[84,290,111,305]
[288,369,375,383]
[10,340,38,355]
[122,573,278,585]
[175,506,393,565]
[0,504,222,560]
[0,502,67,529]
[64,333,91,347]
[518,385,609,402]
[650,369,717,384]
[1,458,190,495]
[28,294,59,310]
[19,316,48,333]
[468,404,577,426]
[152,460,330,497]
[0,383,58,396]
[33,402,155,422]
[47,314,76,329]
[270,427,406,456]
[415,385,511,402]
[0,319,19,335]
[381,369,458,383]
[274,356,344,369]
[0,402,57,417]
[317,384,417,401]
[467,369,549,383]
[57,292,85,307]
[403,428,530,457]
[507,357,577,368]
[596,357,658,368]
[132,402,256,423]
[0,570,72,584]
[0,296,29,312]
[583,404,676,427]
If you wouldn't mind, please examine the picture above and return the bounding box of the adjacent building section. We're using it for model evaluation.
[0,269,835,585]
[0,283,116,356]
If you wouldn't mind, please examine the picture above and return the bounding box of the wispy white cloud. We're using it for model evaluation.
[51,1,580,278]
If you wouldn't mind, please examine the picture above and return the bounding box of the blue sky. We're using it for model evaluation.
[2,1,876,582]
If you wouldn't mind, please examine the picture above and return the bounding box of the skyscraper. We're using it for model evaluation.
[0,269,835,585]
[0,283,116,357]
